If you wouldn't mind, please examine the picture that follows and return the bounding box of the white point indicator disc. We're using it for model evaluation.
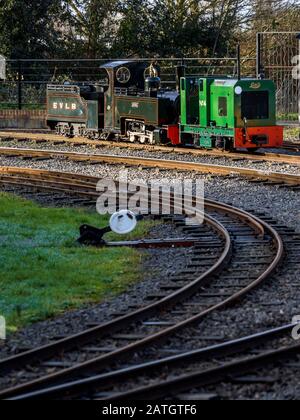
[235,86,243,95]
[109,210,137,235]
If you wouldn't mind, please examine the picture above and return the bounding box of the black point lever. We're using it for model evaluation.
[77,213,143,247]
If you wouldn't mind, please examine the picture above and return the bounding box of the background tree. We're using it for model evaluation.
[114,0,248,57]
[112,0,152,57]
[149,0,208,56]
[0,0,71,59]
[64,0,119,58]
[238,0,300,59]
[0,0,299,59]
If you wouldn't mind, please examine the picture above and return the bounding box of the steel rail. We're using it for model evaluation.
[281,141,300,152]
[0,191,232,398]
[104,341,300,400]
[0,166,277,238]
[11,323,297,400]
[0,168,284,399]
[0,213,229,373]
[0,131,300,165]
[0,165,100,181]
[0,147,300,186]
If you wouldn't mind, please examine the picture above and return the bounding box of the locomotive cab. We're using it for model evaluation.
[101,61,180,144]
[233,81,283,149]
[180,77,283,150]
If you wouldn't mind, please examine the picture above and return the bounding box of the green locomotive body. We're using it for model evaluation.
[180,77,282,150]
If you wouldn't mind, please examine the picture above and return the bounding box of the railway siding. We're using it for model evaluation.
[0,171,286,399]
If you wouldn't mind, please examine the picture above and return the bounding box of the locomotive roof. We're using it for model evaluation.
[213,79,237,86]
[100,61,137,69]
[211,78,273,87]
[185,76,271,84]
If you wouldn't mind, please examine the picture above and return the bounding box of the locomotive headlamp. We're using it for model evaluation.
[235,86,243,95]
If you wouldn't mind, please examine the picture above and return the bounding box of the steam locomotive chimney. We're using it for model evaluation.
[145,63,160,98]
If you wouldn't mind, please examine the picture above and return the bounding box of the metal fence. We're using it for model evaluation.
[257,31,300,124]
[0,55,5,80]
[0,57,256,110]
[1,33,300,125]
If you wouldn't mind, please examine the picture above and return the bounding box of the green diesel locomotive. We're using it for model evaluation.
[46,60,283,151]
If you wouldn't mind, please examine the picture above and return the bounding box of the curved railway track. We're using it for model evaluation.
[0,147,300,188]
[104,330,300,401]
[0,167,288,400]
[27,323,298,401]
[0,130,300,165]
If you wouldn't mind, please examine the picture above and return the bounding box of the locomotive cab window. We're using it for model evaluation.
[218,97,227,117]
[241,91,269,120]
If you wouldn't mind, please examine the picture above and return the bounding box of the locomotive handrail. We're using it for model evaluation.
[114,87,128,96]
[47,84,80,94]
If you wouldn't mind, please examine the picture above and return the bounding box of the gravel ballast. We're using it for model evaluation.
[0,154,299,232]
[0,139,300,174]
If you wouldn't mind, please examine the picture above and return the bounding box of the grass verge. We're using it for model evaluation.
[284,126,300,141]
[0,192,155,332]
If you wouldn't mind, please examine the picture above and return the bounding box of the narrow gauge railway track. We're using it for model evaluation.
[15,323,299,400]
[281,141,300,153]
[0,167,284,399]
[103,335,300,401]
[0,131,300,166]
[0,147,300,188]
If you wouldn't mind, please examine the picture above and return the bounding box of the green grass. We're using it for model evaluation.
[277,113,298,122]
[0,193,155,332]
[284,126,300,141]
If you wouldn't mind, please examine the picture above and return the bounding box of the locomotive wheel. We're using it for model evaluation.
[225,140,234,152]
[247,147,260,153]
[47,122,57,131]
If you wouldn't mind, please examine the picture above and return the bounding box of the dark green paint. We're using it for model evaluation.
[47,93,87,123]
[115,96,158,129]
[87,101,98,130]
